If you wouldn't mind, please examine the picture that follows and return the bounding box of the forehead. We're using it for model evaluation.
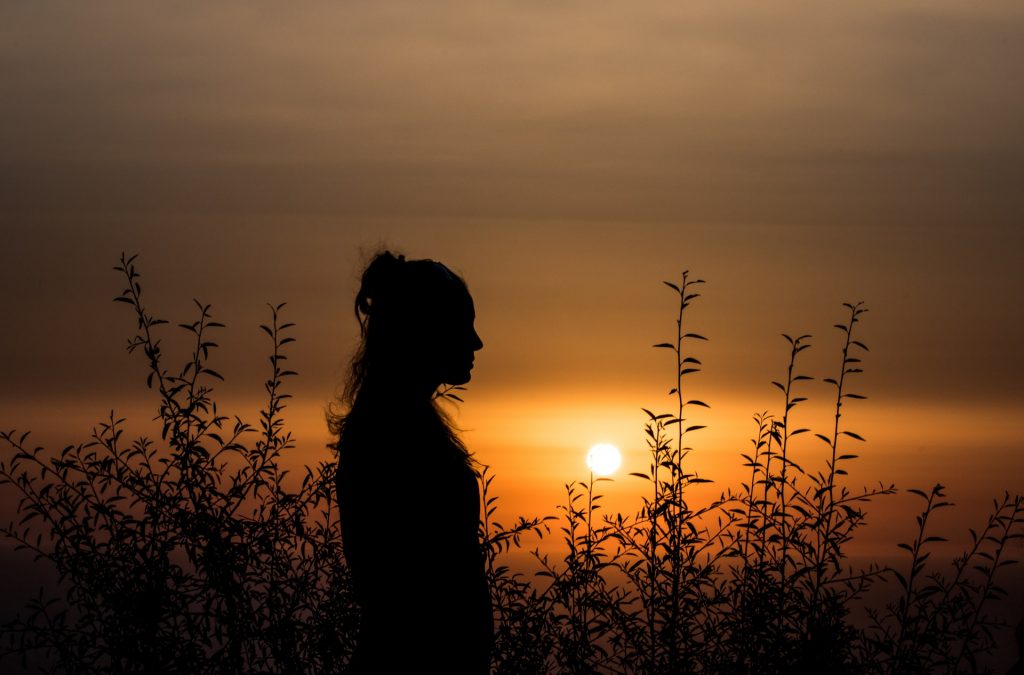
[447,287,475,318]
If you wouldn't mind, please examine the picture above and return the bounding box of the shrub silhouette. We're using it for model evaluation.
[1,254,357,674]
[1,255,1021,674]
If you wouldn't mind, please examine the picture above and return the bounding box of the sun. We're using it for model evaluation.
[586,443,622,476]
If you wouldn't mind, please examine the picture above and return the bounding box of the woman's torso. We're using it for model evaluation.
[335,407,492,672]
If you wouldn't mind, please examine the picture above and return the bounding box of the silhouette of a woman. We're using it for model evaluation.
[330,251,491,673]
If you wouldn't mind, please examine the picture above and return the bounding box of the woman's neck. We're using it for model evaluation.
[359,375,439,407]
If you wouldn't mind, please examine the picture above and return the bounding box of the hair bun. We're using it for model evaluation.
[356,251,406,317]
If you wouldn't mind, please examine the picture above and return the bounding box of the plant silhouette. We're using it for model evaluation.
[1,254,357,674]
[1,254,1022,674]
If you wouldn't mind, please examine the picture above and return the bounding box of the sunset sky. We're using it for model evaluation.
[2,0,1022,609]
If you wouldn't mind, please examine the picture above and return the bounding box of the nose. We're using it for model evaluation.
[472,329,483,352]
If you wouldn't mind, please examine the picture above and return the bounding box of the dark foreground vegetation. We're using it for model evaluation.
[2,255,1021,674]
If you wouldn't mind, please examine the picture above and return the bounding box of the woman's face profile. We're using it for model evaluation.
[430,289,483,387]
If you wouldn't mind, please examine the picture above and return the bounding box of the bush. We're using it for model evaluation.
[2,255,1021,674]
[480,272,1024,674]
[1,254,357,674]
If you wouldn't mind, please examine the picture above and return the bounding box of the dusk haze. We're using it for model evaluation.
[2,1,1022,672]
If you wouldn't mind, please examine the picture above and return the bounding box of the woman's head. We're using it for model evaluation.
[346,251,483,402]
